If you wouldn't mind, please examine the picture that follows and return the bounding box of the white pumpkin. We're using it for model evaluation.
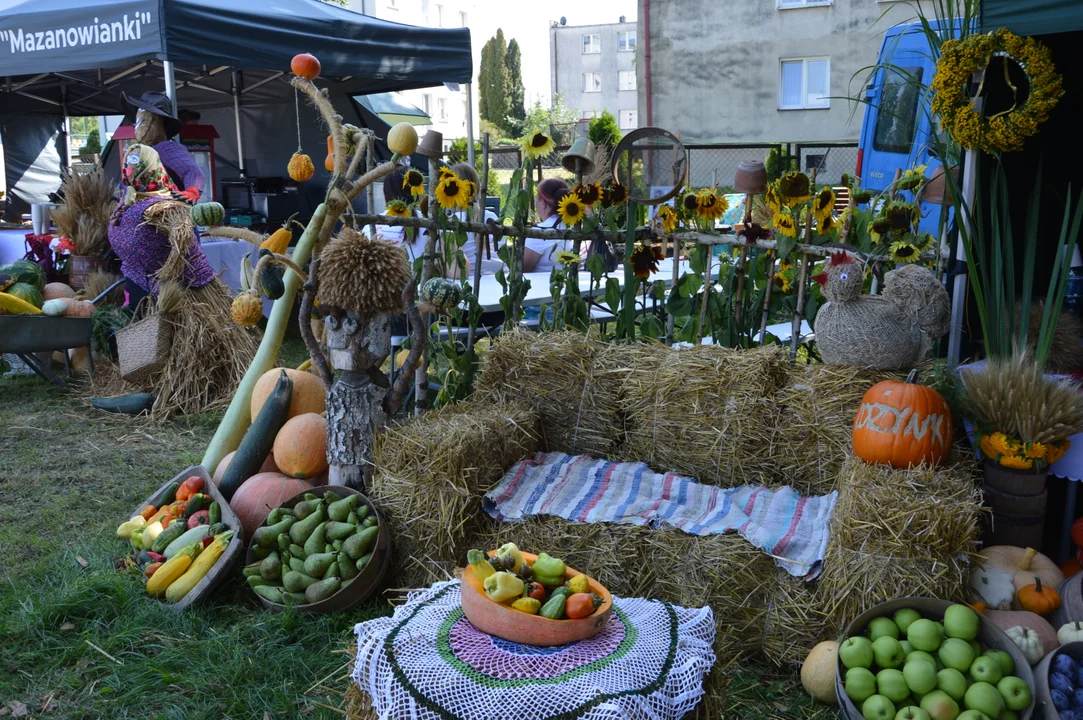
[42,298,69,317]
[971,566,1015,611]
[800,641,838,704]
[1059,621,1083,646]
[1005,626,1044,665]
[387,122,419,156]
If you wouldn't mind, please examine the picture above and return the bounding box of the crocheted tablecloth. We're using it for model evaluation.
[352,581,716,720]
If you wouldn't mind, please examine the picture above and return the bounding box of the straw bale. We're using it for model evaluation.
[474,331,626,458]
[761,573,830,667]
[817,452,983,633]
[616,343,791,488]
[368,400,540,589]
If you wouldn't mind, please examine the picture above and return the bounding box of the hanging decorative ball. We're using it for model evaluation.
[291,53,321,80]
[387,122,419,157]
[231,290,263,327]
[420,277,463,310]
[190,201,225,227]
[288,153,315,182]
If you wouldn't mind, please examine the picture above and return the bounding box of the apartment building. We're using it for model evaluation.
[550,17,640,132]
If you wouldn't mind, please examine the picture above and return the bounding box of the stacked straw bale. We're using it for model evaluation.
[616,343,790,488]
[473,331,627,458]
[817,453,983,634]
[368,400,540,589]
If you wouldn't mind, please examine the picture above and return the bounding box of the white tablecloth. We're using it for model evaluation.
[201,236,276,317]
[0,229,34,264]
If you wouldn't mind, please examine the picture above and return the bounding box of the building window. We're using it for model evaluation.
[435,3,443,25]
[582,34,601,54]
[777,0,832,7]
[437,97,447,121]
[422,93,432,116]
[619,110,638,129]
[779,57,830,110]
[617,31,636,52]
[582,72,602,93]
[459,10,467,26]
[618,70,637,91]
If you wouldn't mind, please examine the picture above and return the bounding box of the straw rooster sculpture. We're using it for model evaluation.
[813,251,949,370]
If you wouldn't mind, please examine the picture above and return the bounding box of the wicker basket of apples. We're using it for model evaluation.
[836,597,1035,720]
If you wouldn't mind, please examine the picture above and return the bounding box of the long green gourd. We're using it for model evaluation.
[201,203,328,472]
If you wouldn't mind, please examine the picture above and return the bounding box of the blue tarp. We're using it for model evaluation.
[982,0,1083,36]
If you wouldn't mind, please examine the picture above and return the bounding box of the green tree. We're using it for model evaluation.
[523,94,580,144]
[588,110,621,151]
[478,30,509,132]
[504,39,526,136]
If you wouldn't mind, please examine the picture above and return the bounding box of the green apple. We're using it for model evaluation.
[873,636,907,669]
[956,711,991,720]
[968,656,1002,685]
[907,619,943,652]
[994,675,1031,711]
[863,694,897,720]
[943,604,981,641]
[904,659,939,695]
[920,689,960,720]
[894,608,923,635]
[895,707,931,720]
[907,650,938,667]
[841,636,876,669]
[877,669,911,703]
[937,668,968,702]
[900,640,914,656]
[998,709,1018,720]
[939,638,976,673]
[870,617,902,641]
[982,649,1013,677]
[969,640,982,657]
[963,681,1004,719]
[847,667,878,703]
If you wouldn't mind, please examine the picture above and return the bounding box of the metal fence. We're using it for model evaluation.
[685,143,783,191]
[795,142,860,187]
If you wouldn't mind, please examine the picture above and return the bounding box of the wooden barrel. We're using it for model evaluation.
[1049,573,1083,629]
[982,484,1047,550]
[984,460,1047,495]
[68,254,105,291]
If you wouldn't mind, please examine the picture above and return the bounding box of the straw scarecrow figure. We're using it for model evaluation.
[300,229,426,489]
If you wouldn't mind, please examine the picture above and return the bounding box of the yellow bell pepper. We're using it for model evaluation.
[494,543,525,573]
[483,571,525,603]
[116,516,146,538]
[466,549,496,581]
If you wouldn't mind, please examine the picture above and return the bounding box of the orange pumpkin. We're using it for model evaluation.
[251,368,326,420]
[1016,576,1061,615]
[42,282,75,300]
[212,450,280,486]
[287,153,315,183]
[272,413,328,479]
[290,53,321,80]
[229,472,313,539]
[852,370,953,468]
[969,601,987,615]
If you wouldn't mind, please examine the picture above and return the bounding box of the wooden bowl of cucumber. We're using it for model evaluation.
[243,486,390,613]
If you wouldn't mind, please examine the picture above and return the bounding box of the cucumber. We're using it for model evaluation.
[218,370,293,501]
[208,502,221,525]
[91,393,155,415]
[207,522,228,535]
[163,525,212,559]
[160,482,180,505]
[151,519,188,554]
[184,494,211,518]
[253,585,283,604]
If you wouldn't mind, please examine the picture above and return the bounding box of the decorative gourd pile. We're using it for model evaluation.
[243,489,379,606]
[116,475,234,604]
[213,367,328,537]
[468,543,604,620]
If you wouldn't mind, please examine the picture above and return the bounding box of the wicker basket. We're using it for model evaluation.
[116,313,173,382]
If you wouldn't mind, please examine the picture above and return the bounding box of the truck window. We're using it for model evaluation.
[873,67,924,155]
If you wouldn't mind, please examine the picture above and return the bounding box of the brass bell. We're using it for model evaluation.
[733,158,768,195]
[561,137,596,176]
[416,129,444,159]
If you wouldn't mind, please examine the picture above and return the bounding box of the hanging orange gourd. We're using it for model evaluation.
[1016,576,1061,616]
[324,136,335,172]
[291,53,321,80]
[231,290,263,327]
[852,369,953,468]
[260,215,297,255]
[288,153,314,182]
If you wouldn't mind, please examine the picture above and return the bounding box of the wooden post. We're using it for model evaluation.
[790,252,810,358]
[467,134,490,352]
[414,160,441,414]
[666,234,680,344]
[758,251,776,345]
[696,247,713,345]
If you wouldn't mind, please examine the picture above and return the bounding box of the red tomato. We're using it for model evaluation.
[524,582,546,602]
[176,476,204,502]
[565,593,597,620]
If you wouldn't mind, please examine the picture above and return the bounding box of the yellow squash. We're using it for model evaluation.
[146,542,201,596]
[0,292,43,314]
[259,216,296,255]
[165,531,233,603]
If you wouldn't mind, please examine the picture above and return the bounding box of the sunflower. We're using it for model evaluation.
[896,165,928,191]
[575,183,602,206]
[682,192,700,216]
[869,218,892,244]
[656,204,679,234]
[980,434,999,458]
[778,172,811,207]
[521,131,555,161]
[630,243,664,279]
[1048,440,1071,464]
[765,185,782,214]
[987,432,1015,457]
[696,189,729,222]
[999,454,1034,471]
[853,190,873,204]
[437,165,457,181]
[818,214,837,236]
[402,169,425,198]
[556,250,580,267]
[385,200,410,217]
[813,187,835,223]
[884,201,919,231]
[888,240,921,264]
[1024,442,1048,460]
[460,179,477,203]
[435,175,469,209]
[603,182,627,207]
[772,212,798,238]
[557,192,586,225]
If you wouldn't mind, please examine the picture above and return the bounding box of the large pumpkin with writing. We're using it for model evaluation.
[852,370,953,468]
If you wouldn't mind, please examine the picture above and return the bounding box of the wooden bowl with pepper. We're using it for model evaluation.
[461,548,613,647]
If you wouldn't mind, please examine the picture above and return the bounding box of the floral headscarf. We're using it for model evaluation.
[121,143,178,207]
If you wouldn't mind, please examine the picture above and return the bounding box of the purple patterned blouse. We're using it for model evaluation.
[108,198,216,293]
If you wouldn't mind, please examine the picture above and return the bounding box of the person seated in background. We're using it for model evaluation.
[450,162,503,275]
[523,178,571,273]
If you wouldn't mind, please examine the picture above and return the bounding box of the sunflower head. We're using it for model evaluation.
[521,132,555,161]
[695,189,729,222]
[435,175,468,209]
[682,192,700,215]
[557,192,586,225]
[403,169,426,198]
[818,214,837,236]
[853,190,873,204]
[884,201,919,231]
[385,199,410,217]
[896,165,928,191]
[869,218,892,243]
[918,232,938,251]
[888,240,921,264]
[603,182,628,207]
[656,204,679,233]
[437,165,457,182]
[555,250,580,267]
[630,243,664,279]
[765,186,782,214]
[575,183,602,206]
[771,211,798,238]
[778,172,811,206]
[813,187,835,221]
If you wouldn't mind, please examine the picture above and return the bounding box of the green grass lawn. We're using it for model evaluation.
[0,342,838,719]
